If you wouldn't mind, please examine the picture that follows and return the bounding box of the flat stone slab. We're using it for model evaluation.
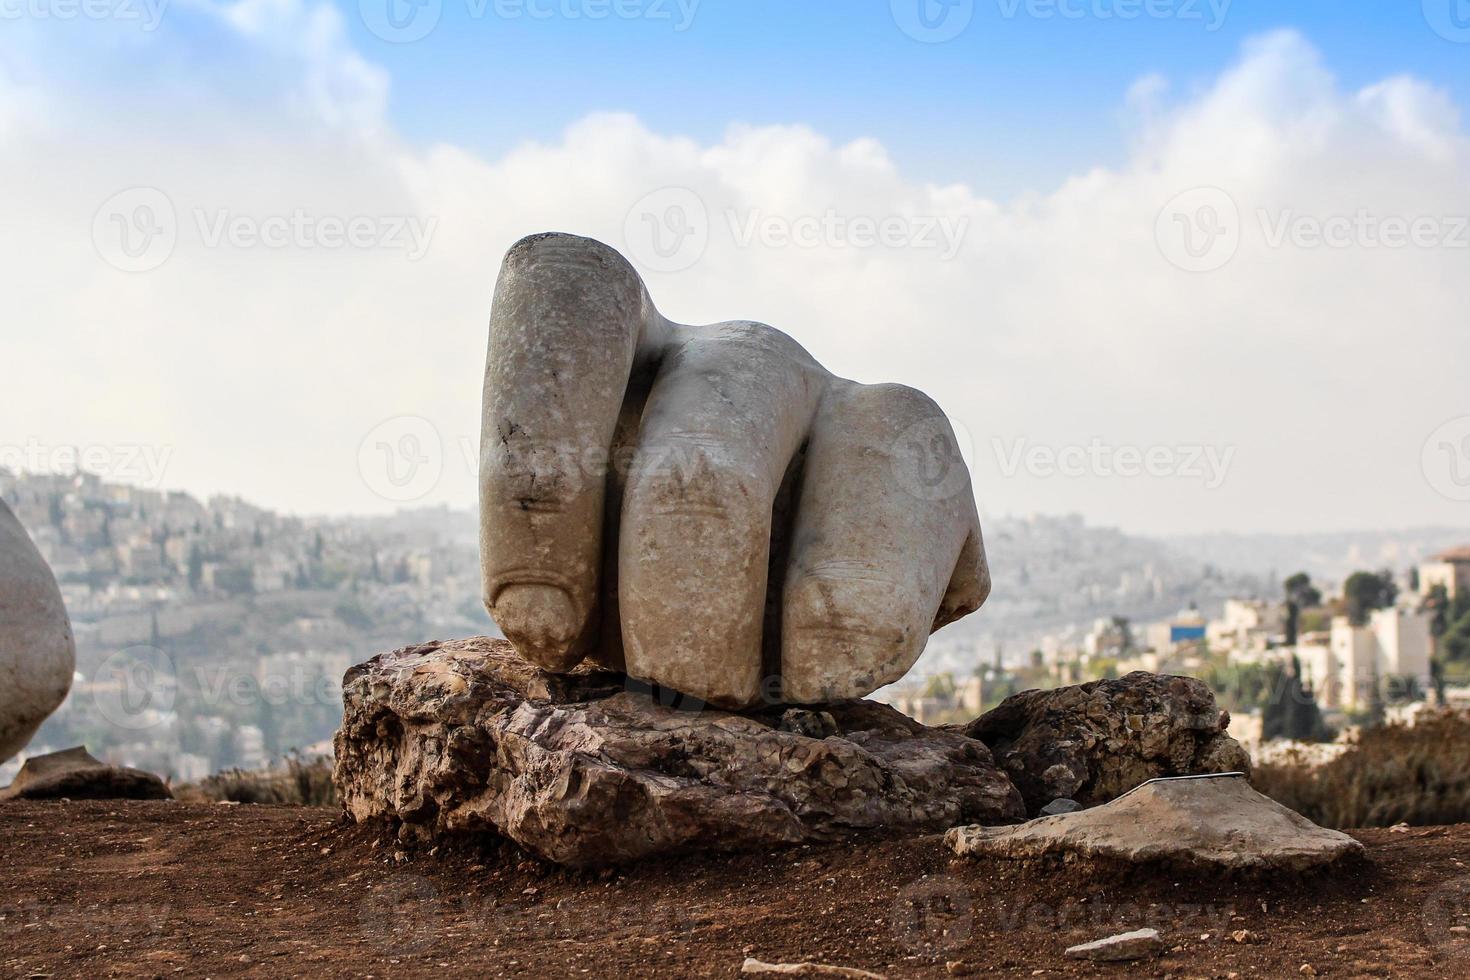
[1,746,171,801]
[1064,928,1164,962]
[334,638,1025,867]
[946,774,1362,873]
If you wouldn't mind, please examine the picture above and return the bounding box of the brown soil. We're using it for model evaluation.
[3,800,1469,978]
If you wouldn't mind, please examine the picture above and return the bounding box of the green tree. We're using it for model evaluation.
[1343,570,1398,627]
[1283,572,1322,645]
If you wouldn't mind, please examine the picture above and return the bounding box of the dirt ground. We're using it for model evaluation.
[3,800,1470,978]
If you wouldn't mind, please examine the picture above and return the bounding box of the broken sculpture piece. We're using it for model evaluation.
[480,232,989,709]
[946,774,1364,873]
[0,500,76,763]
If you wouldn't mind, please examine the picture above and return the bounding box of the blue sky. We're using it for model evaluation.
[347,0,1470,196]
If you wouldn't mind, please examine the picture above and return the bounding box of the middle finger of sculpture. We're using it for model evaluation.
[480,232,989,709]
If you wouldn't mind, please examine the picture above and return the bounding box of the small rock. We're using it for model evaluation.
[1039,798,1080,816]
[944,962,974,976]
[740,959,887,978]
[1388,822,1410,833]
[1063,928,1164,962]
[1231,929,1260,944]
[1300,966,1317,976]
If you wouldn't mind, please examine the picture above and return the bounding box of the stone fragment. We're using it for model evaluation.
[963,671,1252,814]
[741,959,887,978]
[334,638,1025,867]
[0,501,75,763]
[946,774,1362,873]
[1,746,171,801]
[1039,797,1080,816]
[1064,928,1164,962]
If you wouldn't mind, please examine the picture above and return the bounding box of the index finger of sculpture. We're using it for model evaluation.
[480,233,664,671]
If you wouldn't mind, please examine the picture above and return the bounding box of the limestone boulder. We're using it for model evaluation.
[333,637,1025,867]
[946,774,1362,873]
[0,501,76,763]
[962,671,1252,815]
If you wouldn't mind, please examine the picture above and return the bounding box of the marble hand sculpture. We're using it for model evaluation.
[480,233,989,709]
[0,500,76,762]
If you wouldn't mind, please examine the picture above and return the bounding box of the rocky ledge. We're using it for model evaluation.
[333,638,1026,867]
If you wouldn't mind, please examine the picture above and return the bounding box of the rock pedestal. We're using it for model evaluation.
[333,637,1025,866]
[964,671,1252,815]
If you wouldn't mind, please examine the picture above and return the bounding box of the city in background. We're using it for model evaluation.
[7,464,1469,786]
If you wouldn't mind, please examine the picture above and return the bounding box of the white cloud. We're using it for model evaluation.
[2,14,1466,534]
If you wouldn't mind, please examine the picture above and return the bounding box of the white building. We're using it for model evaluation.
[1419,547,1470,599]
[1208,598,1284,658]
[1323,608,1433,711]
